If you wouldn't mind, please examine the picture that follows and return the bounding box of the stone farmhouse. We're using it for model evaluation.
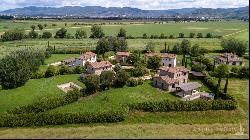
[115,51,130,63]
[153,66,189,91]
[86,61,113,75]
[159,66,189,83]
[215,53,243,66]
[145,53,177,67]
[63,52,97,67]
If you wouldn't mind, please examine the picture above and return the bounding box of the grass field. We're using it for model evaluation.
[49,80,180,113]
[220,79,249,116]
[0,20,248,37]
[0,74,84,113]
[0,123,248,139]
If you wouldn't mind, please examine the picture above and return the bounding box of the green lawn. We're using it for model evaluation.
[0,74,83,113]
[221,79,249,116]
[45,54,80,64]
[49,80,180,113]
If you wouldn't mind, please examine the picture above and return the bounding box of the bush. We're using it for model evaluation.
[127,78,144,87]
[42,32,52,39]
[45,65,57,77]
[59,65,72,75]
[8,90,82,114]
[191,64,207,72]
[0,111,127,127]
[129,99,237,112]
[1,29,24,42]
[73,65,86,74]
[31,71,44,79]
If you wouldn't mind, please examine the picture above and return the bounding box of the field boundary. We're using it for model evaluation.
[223,28,248,38]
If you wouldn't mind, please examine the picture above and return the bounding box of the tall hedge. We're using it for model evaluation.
[0,111,127,127]
[128,99,237,112]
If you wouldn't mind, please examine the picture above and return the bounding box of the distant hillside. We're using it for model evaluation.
[0,6,248,19]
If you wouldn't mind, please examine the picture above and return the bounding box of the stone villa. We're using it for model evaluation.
[215,53,243,66]
[145,53,177,67]
[63,51,97,67]
[115,51,130,63]
[86,61,113,75]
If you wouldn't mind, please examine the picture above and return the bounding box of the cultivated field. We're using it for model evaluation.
[0,19,249,138]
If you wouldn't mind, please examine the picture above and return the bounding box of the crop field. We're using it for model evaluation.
[0,19,249,138]
[0,38,223,58]
[0,20,248,37]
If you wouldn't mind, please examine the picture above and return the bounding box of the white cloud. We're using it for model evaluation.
[0,0,249,11]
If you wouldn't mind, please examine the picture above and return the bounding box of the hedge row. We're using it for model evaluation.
[0,111,127,127]
[128,99,237,112]
[53,49,95,54]
[8,90,83,114]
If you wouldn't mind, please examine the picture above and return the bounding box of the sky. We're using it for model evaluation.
[0,0,249,11]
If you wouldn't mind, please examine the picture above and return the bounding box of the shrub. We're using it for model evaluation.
[127,78,144,87]
[0,111,127,127]
[191,64,207,72]
[114,69,130,88]
[59,65,72,75]
[31,71,44,79]
[42,31,52,39]
[73,65,85,74]
[82,74,100,94]
[127,78,138,87]
[45,65,57,77]
[132,65,148,77]
[129,99,237,112]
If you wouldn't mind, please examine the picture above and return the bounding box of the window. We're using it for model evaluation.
[232,62,236,65]
[169,64,171,67]
[184,72,186,76]
[172,84,175,88]
[155,80,158,85]
[103,68,105,70]
[183,79,186,83]
[162,63,164,66]
[161,83,164,89]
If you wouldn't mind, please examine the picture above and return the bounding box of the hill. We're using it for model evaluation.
[0,6,248,19]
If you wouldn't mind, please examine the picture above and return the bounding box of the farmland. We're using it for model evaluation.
[0,20,248,37]
[0,19,249,139]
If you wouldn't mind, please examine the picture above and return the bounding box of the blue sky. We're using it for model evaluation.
[0,0,249,11]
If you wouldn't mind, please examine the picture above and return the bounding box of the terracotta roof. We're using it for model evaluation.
[145,53,176,59]
[154,76,179,84]
[89,61,112,69]
[178,82,202,91]
[80,52,96,60]
[159,66,189,73]
[116,52,130,56]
